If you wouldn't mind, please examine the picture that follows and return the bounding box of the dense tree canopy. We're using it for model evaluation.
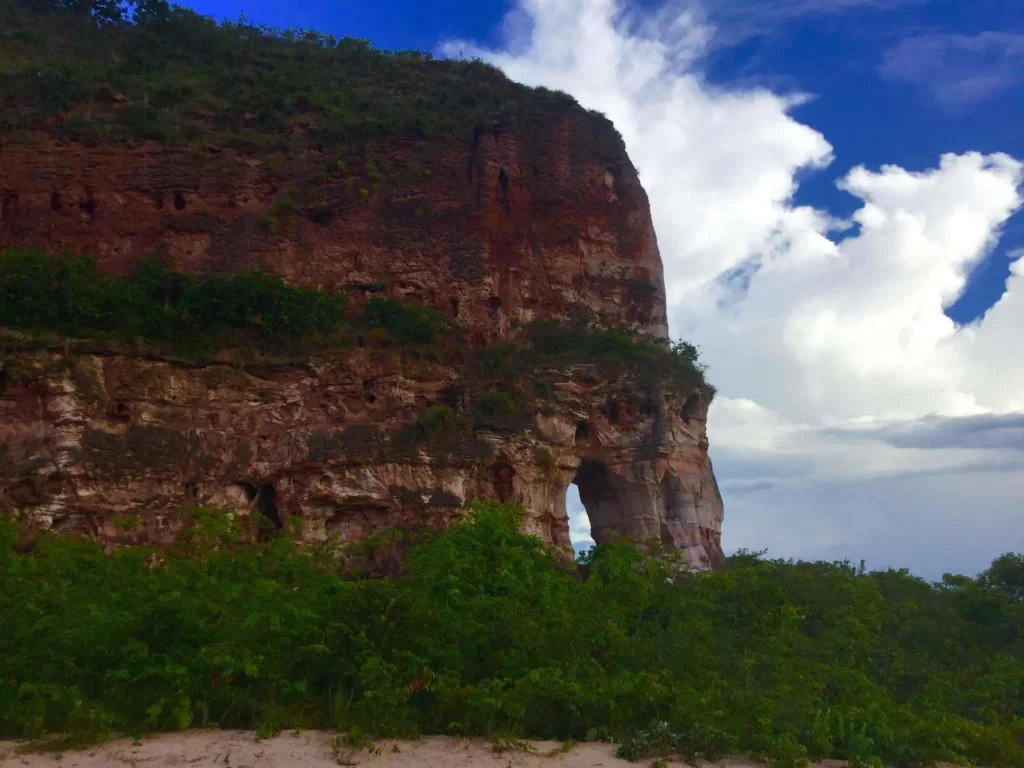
[2,503,1023,766]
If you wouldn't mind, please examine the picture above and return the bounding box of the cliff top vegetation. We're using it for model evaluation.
[1,0,617,153]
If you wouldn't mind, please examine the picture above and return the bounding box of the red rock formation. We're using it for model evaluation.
[0,107,723,569]
[0,116,666,342]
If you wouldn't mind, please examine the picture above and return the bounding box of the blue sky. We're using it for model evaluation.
[179,0,1024,577]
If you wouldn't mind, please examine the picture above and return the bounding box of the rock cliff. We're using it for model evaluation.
[0,5,724,569]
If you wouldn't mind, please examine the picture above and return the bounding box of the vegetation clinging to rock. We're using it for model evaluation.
[0,250,712,398]
[0,250,351,352]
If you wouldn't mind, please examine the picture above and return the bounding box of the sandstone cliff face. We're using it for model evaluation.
[0,116,666,342]
[1,94,722,569]
[0,344,723,569]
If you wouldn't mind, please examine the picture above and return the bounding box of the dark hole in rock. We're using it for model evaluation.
[50,191,62,211]
[318,475,331,488]
[487,295,501,311]
[79,197,97,217]
[681,393,700,424]
[1,190,20,223]
[660,471,682,521]
[7,478,45,505]
[112,402,130,420]
[236,481,258,501]
[255,483,282,539]
[363,378,377,403]
[498,167,509,193]
[184,481,199,500]
[440,384,466,411]
[608,400,621,424]
[493,462,516,503]
[575,420,591,446]
[173,192,187,210]
[450,297,459,317]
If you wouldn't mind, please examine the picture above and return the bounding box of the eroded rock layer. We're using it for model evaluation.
[1,98,722,568]
[0,346,724,569]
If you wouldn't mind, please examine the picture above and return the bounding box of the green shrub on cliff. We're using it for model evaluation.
[0,251,708,404]
[2,503,1024,766]
[526,315,711,396]
[0,250,349,352]
[357,297,447,345]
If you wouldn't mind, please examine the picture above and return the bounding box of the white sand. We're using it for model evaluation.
[0,731,799,768]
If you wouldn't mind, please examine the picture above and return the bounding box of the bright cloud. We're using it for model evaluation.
[443,0,1024,578]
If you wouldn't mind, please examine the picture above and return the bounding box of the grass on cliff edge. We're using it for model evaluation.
[2,502,1024,767]
[0,0,604,152]
[0,249,712,399]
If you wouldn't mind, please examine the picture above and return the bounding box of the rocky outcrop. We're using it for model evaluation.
[0,344,723,569]
[0,96,723,569]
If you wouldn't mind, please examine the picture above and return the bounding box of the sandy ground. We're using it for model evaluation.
[0,731,807,768]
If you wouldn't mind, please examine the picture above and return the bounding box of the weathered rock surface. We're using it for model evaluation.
[0,108,723,569]
[0,343,723,569]
[0,116,666,342]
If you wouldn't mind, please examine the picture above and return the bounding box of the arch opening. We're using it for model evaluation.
[570,458,625,548]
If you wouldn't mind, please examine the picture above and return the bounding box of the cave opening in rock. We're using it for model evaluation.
[493,462,515,503]
[574,420,591,447]
[255,483,282,539]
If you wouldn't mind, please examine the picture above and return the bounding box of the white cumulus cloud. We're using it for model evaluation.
[442,0,1024,578]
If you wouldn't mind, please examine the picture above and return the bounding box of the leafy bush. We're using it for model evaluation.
[471,391,525,432]
[2,503,1024,766]
[979,552,1024,601]
[533,449,556,474]
[407,404,457,443]
[0,249,348,353]
[357,297,447,345]
[526,315,712,398]
[615,720,732,763]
